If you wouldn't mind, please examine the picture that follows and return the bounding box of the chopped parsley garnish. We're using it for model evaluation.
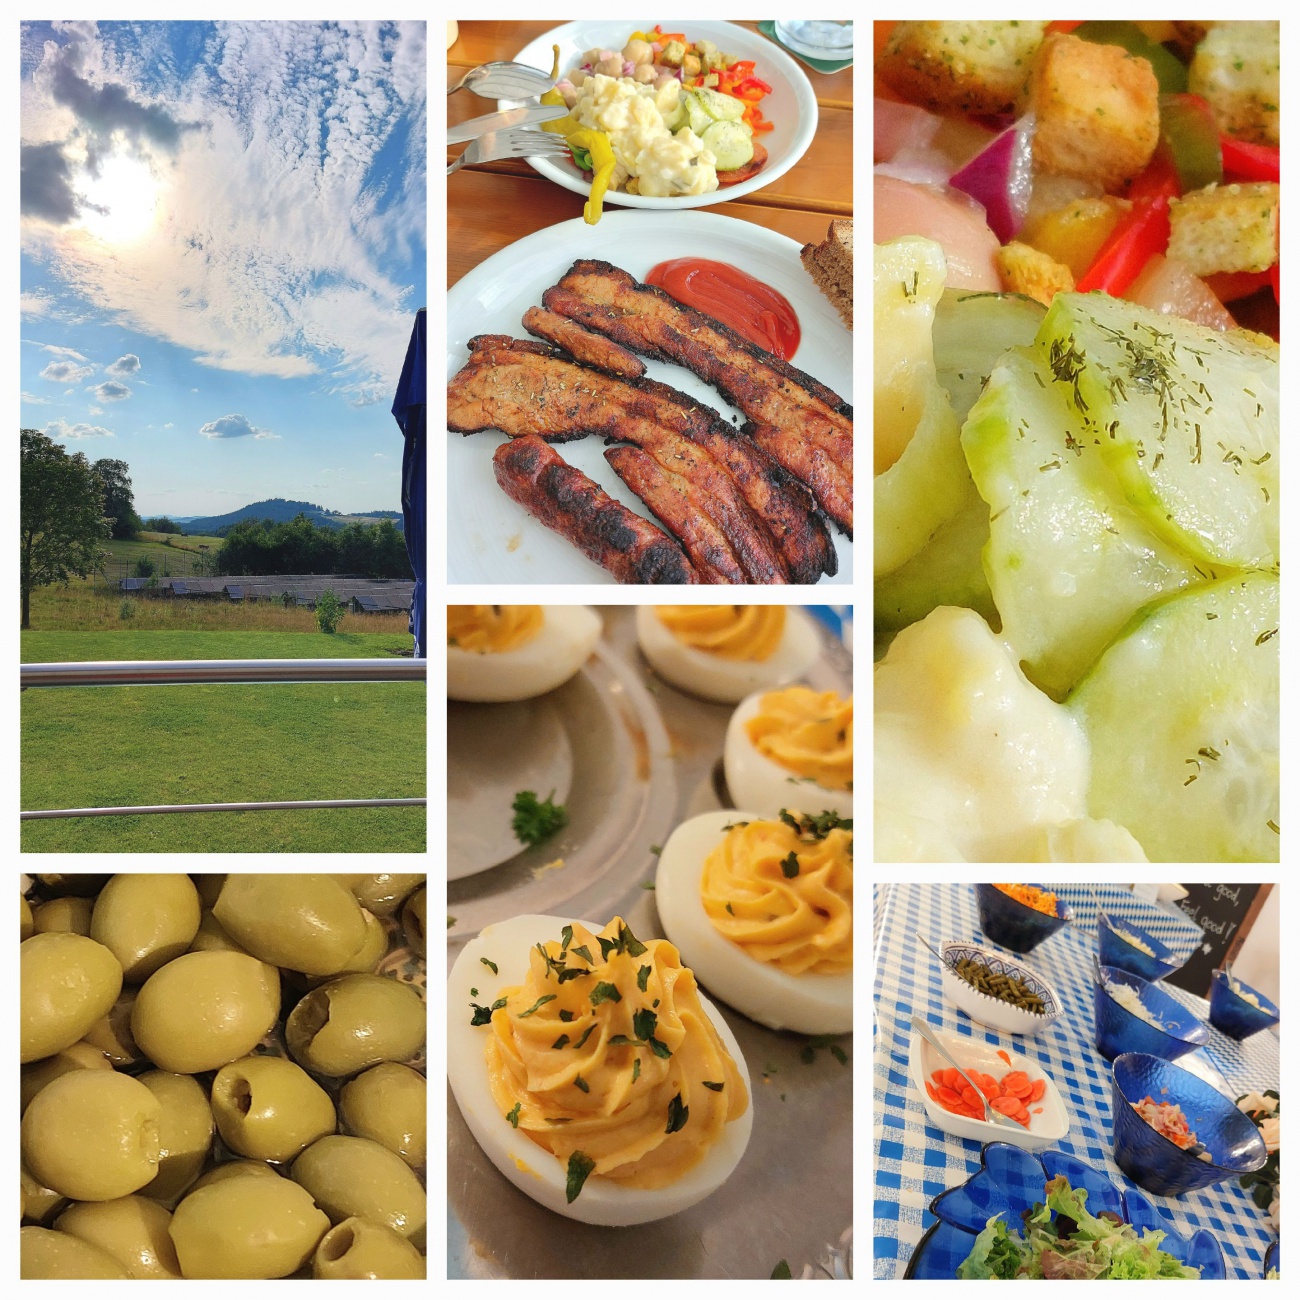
[590,981,622,1006]
[470,988,477,997]
[607,1034,641,1047]
[649,1036,672,1059]
[778,808,852,840]
[557,968,587,983]
[479,957,498,974]
[517,994,557,1019]
[637,964,651,992]
[511,789,568,847]
[632,1057,641,1082]
[565,1151,597,1203]
[649,844,662,856]
[560,925,573,953]
[569,945,594,964]
[506,1102,521,1128]
[780,851,800,879]
[558,1010,575,1023]
[469,996,509,1026]
[633,1007,658,1041]
[551,1034,571,1049]
[702,1080,725,1092]
[597,921,648,960]
[665,1093,689,1134]
[771,1260,793,1279]
[725,903,735,915]
[830,1045,848,1065]
[572,1023,597,1050]
[574,1074,590,1093]
[641,881,656,890]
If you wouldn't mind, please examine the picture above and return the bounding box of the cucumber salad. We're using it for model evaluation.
[874,22,1279,864]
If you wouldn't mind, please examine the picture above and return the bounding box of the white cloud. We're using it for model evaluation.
[41,359,94,383]
[107,353,140,376]
[88,404,103,415]
[21,391,49,405]
[21,292,54,317]
[198,412,277,440]
[90,379,131,401]
[45,417,113,439]
[34,342,88,360]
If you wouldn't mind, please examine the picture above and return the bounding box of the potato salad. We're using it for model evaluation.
[874,21,1280,863]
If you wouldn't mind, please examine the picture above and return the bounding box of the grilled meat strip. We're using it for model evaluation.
[448,339,833,581]
[493,436,698,584]
[522,306,646,380]
[541,259,854,533]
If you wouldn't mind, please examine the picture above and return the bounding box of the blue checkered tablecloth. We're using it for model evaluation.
[873,883,1279,1280]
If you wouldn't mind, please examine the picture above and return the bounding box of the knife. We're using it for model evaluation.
[447,104,569,145]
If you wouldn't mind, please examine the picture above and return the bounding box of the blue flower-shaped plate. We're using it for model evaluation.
[903,1142,1226,1279]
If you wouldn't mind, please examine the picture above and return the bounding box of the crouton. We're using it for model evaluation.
[1020,195,1131,280]
[1030,33,1160,192]
[996,242,1075,307]
[1167,182,1279,277]
[1189,21,1279,146]
[876,21,1046,116]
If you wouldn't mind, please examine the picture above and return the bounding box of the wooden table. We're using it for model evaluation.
[446,20,853,286]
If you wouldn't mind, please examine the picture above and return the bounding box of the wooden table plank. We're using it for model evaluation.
[446,169,843,287]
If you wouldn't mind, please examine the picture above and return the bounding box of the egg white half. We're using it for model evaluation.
[447,914,753,1226]
[447,606,602,703]
[724,690,854,820]
[635,606,821,704]
[655,811,853,1035]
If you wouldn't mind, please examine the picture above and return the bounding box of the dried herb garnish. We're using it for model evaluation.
[665,1093,689,1134]
[632,1058,641,1082]
[574,1075,590,1094]
[565,1151,596,1203]
[702,1080,725,1092]
[780,851,800,879]
[551,1034,571,1049]
[590,981,622,1007]
[517,994,557,1018]
[469,996,509,1026]
[506,1102,521,1128]
[480,957,498,974]
[637,964,651,992]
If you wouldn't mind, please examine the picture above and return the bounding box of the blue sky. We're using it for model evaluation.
[20,20,426,519]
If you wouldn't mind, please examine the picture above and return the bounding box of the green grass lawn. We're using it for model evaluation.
[21,631,425,853]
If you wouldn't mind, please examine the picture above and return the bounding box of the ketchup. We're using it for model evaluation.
[645,258,801,360]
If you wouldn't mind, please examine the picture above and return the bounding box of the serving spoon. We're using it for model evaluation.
[447,60,556,100]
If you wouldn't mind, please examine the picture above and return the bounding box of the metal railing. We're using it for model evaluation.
[21,658,427,820]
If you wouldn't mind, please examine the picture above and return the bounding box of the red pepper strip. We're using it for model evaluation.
[1077,165,1180,295]
[1047,20,1085,34]
[1220,136,1280,184]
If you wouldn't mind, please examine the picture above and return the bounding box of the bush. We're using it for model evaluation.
[315,589,345,634]
[133,554,156,579]
[118,599,136,620]
[143,516,183,534]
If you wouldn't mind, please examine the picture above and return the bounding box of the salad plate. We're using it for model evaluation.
[904,1142,1226,1279]
[507,21,817,208]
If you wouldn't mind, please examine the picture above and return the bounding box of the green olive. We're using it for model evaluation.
[188,1160,285,1193]
[286,974,425,1077]
[313,1216,426,1278]
[20,1226,131,1279]
[169,1172,330,1278]
[21,1070,161,1201]
[214,874,367,975]
[211,1055,336,1162]
[402,885,427,958]
[132,950,280,1073]
[188,909,253,956]
[32,896,94,935]
[335,873,426,917]
[292,1135,426,1248]
[137,1071,214,1204]
[90,872,202,983]
[21,1165,67,1225]
[21,932,123,1063]
[56,1196,183,1279]
[83,986,144,1066]
[20,1040,113,1113]
[21,893,34,940]
[340,1063,426,1169]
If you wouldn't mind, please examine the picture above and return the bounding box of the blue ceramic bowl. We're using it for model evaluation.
[975,884,1071,954]
[1264,1239,1279,1279]
[1094,966,1208,1062]
[1111,1052,1268,1196]
[904,1141,1225,1278]
[1208,969,1280,1041]
[1097,912,1181,982]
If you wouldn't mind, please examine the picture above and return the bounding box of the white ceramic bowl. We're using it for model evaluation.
[506,21,817,209]
[908,1025,1070,1152]
[939,940,1063,1036]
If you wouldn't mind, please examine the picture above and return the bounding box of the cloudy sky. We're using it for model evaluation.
[21,20,426,518]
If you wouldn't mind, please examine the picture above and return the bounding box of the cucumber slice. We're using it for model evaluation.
[681,89,713,137]
[660,96,688,132]
[693,85,745,122]
[934,290,1045,425]
[1068,572,1280,863]
[700,119,753,171]
[1035,292,1278,570]
[963,349,1208,697]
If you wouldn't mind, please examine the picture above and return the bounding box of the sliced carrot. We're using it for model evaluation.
[1032,1107,1044,1115]
[997,1049,1012,1066]
[977,1077,1000,1100]
[961,1086,981,1107]
[925,1081,941,1102]
[1028,1079,1046,1103]
[991,1095,1022,1116]
[942,1069,961,1090]
[937,1085,963,1107]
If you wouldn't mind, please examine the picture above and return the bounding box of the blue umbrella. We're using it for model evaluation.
[392,308,426,658]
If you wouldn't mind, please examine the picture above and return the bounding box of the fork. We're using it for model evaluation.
[447,129,572,176]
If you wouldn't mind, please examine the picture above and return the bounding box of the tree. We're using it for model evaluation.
[314,588,345,634]
[92,458,142,539]
[143,516,183,534]
[20,429,111,628]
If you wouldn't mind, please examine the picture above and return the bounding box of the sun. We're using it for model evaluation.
[75,153,161,243]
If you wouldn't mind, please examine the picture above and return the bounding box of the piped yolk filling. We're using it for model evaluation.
[702,816,853,975]
[655,605,785,661]
[483,918,747,1190]
[447,605,542,652]
[745,686,853,791]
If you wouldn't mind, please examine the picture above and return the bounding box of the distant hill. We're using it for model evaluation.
[180,499,403,536]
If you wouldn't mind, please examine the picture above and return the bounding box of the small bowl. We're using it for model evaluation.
[975,884,1071,954]
[1097,912,1182,982]
[909,1024,1069,1151]
[1111,1052,1268,1197]
[1094,966,1209,1062]
[1208,969,1281,1041]
[940,941,1062,1035]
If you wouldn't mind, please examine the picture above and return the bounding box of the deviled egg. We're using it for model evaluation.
[447,605,601,703]
[724,686,853,819]
[656,810,852,1035]
[448,914,751,1226]
[635,605,821,704]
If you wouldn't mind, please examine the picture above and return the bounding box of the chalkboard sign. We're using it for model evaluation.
[1166,883,1267,997]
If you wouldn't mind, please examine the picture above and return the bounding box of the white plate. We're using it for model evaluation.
[908,1026,1070,1152]
[446,209,853,584]
[506,20,817,209]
